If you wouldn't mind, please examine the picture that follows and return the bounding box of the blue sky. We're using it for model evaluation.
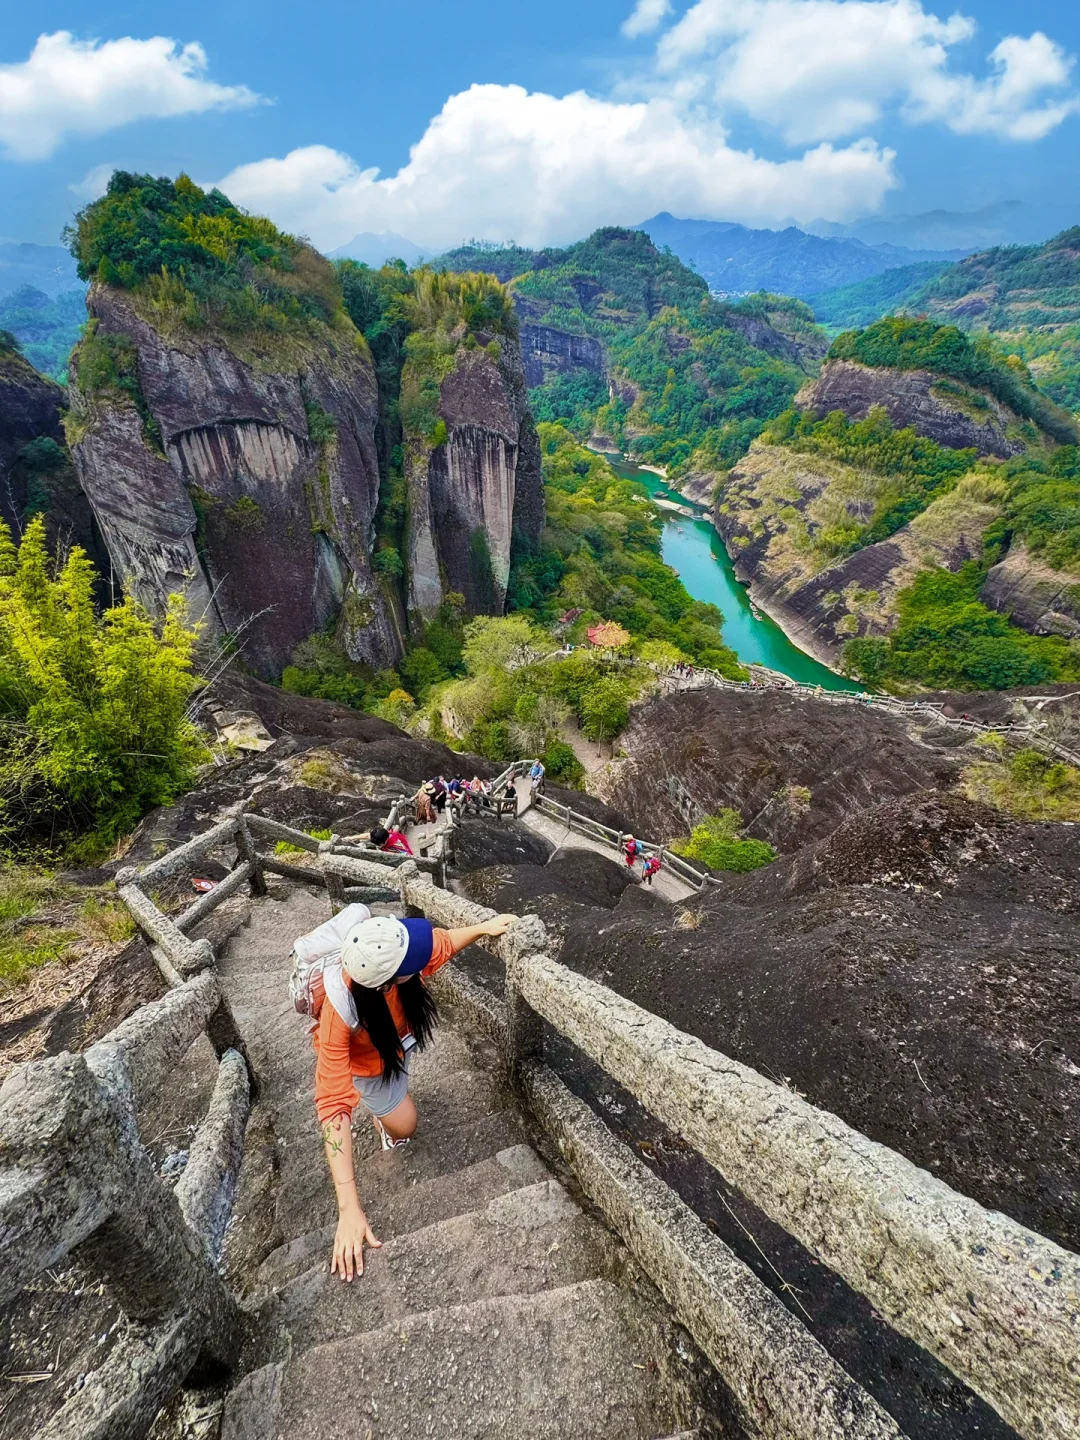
[2,0,1079,250]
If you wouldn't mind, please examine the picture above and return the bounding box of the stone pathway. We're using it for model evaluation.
[214,879,713,1438]
[397,776,698,906]
[515,789,698,904]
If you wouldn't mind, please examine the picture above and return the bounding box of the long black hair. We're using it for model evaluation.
[352,975,439,1079]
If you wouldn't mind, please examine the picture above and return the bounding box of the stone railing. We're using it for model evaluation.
[314,850,1079,1440]
[0,951,252,1435]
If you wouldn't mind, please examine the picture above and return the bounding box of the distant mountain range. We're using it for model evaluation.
[632,213,967,300]
[327,231,428,267]
[805,201,1076,254]
[0,241,82,300]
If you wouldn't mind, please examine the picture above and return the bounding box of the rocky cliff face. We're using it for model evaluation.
[799,358,1025,457]
[67,286,397,677]
[0,346,106,571]
[518,322,604,389]
[406,339,543,619]
[715,444,1004,664]
[981,540,1080,639]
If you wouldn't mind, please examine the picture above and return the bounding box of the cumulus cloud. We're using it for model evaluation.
[217,83,896,250]
[656,0,1078,145]
[622,0,673,39]
[68,161,116,202]
[0,31,261,161]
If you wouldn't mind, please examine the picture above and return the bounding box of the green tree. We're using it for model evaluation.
[580,676,631,752]
[462,614,549,676]
[0,516,207,849]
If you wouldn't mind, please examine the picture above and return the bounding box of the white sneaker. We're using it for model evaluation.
[375,1117,410,1151]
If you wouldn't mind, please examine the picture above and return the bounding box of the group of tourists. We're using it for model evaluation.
[413,773,497,824]
[621,834,662,886]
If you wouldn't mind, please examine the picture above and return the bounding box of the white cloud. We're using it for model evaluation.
[217,84,896,250]
[622,0,673,39]
[0,31,261,161]
[656,0,1078,145]
[69,161,116,201]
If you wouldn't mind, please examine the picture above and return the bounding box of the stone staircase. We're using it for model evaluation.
[214,883,715,1439]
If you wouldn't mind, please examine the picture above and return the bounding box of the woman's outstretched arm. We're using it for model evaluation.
[444,914,516,953]
[321,1110,382,1282]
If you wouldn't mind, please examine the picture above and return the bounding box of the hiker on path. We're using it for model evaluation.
[529,758,546,796]
[642,853,661,886]
[415,783,436,826]
[297,905,517,1283]
[370,824,413,856]
[623,834,641,870]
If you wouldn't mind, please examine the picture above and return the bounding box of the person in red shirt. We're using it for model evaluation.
[313,910,514,1283]
[370,823,413,856]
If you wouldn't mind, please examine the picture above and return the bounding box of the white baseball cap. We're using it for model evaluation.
[341,915,410,988]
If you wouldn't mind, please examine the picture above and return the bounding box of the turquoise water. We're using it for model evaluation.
[608,455,864,692]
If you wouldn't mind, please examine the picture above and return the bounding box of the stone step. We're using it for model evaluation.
[224,1279,703,1440]
[273,1178,623,1353]
[274,1099,531,1243]
[256,1144,550,1290]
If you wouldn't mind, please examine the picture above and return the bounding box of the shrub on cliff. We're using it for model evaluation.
[764,405,977,554]
[828,317,1079,445]
[0,516,207,853]
[671,810,776,872]
[66,172,343,336]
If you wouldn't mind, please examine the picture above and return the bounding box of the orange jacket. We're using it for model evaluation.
[313,927,455,1123]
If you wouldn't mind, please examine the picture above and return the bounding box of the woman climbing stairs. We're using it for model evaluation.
[214,881,716,1438]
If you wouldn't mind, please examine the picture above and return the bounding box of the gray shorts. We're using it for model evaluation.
[353,1046,412,1118]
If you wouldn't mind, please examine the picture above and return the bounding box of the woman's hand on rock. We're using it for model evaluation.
[482,914,517,937]
[331,1204,382,1283]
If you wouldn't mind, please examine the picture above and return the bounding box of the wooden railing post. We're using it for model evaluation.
[233,809,267,897]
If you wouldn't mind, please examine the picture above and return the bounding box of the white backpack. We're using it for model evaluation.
[288,902,370,1030]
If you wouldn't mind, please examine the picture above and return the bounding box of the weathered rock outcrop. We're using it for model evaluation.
[0,345,106,570]
[518,323,605,388]
[68,285,397,677]
[592,687,969,852]
[715,443,1003,664]
[559,788,1080,1253]
[799,359,1025,457]
[981,540,1080,639]
[406,340,543,618]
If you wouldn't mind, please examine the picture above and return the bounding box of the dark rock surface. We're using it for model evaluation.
[595,687,967,852]
[202,671,401,743]
[458,851,631,949]
[406,339,544,618]
[559,790,1080,1252]
[0,346,106,573]
[980,540,1080,639]
[518,323,605,388]
[68,284,397,677]
[800,359,1024,457]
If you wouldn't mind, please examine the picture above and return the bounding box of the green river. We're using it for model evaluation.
[607,455,864,693]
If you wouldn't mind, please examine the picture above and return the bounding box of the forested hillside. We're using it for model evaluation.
[812,228,1080,415]
[440,227,823,478]
[717,316,1080,688]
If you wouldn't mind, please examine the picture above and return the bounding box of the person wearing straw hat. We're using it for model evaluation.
[312,910,515,1282]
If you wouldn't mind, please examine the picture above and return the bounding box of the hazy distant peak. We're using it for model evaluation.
[326,231,427,266]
